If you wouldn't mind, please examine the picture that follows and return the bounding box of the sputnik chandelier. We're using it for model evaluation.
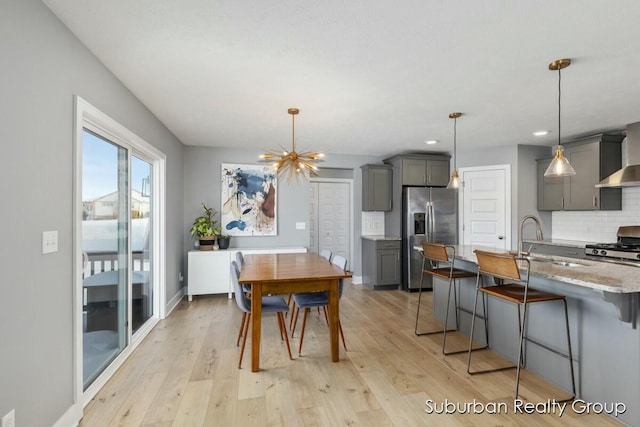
[259,108,324,183]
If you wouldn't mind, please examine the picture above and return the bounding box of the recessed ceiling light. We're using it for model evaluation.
[425,139,439,145]
[533,130,550,137]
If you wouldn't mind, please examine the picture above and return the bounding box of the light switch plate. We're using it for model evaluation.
[295,222,306,230]
[42,230,59,254]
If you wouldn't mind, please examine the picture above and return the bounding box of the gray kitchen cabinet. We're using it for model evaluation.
[361,164,392,211]
[536,134,623,211]
[361,238,401,290]
[401,158,450,186]
[384,154,450,186]
[536,157,564,211]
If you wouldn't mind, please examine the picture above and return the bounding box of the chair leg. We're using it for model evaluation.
[338,320,347,351]
[236,312,246,346]
[468,275,508,375]
[322,306,347,351]
[298,308,310,356]
[278,312,293,360]
[415,270,456,336]
[442,277,462,355]
[515,302,529,399]
[563,299,576,401]
[238,312,251,369]
[290,306,300,337]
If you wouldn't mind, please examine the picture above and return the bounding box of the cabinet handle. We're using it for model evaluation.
[561,197,564,209]
[593,196,597,208]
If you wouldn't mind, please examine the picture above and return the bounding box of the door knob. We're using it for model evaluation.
[498,235,504,240]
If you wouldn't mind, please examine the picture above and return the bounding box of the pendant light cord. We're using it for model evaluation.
[558,66,562,148]
[291,113,296,152]
[453,117,457,170]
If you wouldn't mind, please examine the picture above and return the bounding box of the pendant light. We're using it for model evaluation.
[259,108,324,183]
[544,59,576,177]
[447,112,462,190]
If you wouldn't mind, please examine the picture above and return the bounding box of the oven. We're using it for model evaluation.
[585,226,640,263]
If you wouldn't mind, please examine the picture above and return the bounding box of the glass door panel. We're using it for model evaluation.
[81,129,129,390]
[131,155,153,333]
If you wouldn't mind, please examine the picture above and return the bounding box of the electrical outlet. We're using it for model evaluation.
[42,230,59,254]
[179,272,184,282]
[1,409,15,427]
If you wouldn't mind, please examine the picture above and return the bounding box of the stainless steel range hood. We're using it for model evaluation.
[596,121,640,188]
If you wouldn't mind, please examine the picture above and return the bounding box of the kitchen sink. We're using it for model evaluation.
[525,256,553,263]
[552,261,585,267]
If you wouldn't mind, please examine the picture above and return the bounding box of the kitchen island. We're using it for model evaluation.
[426,244,640,426]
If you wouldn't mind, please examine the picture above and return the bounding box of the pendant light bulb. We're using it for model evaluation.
[447,112,462,191]
[447,169,460,190]
[545,145,576,176]
[544,59,576,177]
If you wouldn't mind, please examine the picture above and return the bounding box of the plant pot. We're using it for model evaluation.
[199,235,217,251]
[218,237,230,250]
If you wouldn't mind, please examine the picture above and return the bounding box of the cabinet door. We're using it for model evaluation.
[564,142,599,210]
[377,249,400,285]
[368,167,392,211]
[402,159,427,185]
[536,158,564,210]
[187,251,231,297]
[426,159,450,186]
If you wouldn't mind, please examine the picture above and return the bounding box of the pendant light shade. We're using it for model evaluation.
[447,112,462,190]
[259,108,324,183]
[544,59,576,177]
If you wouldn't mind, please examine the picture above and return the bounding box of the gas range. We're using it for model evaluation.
[585,226,640,262]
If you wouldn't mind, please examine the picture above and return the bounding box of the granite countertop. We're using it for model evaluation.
[414,244,640,294]
[361,235,402,241]
[522,238,597,248]
[452,245,640,294]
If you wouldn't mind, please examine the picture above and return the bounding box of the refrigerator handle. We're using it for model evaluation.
[429,204,435,242]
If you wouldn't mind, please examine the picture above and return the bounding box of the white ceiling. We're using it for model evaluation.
[44,0,640,158]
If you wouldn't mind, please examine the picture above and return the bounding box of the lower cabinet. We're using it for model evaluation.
[362,238,401,290]
[187,247,307,300]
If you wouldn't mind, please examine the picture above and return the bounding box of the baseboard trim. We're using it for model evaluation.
[165,286,185,318]
[351,275,363,284]
[52,401,82,427]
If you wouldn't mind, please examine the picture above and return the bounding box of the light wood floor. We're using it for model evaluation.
[81,282,622,426]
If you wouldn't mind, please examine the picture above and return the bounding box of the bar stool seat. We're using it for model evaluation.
[415,242,479,355]
[467,249,576,402]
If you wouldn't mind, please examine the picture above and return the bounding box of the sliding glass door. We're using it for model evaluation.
[81,132,156,390]
[131,155,153,333]
[81,130,129,390]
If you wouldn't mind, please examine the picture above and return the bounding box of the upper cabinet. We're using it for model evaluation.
[537,134,623,211]
[361,164,393,211]
[384,154,450,187]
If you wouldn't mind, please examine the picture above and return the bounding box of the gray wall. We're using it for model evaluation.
[517,145,554,239]
[0,2,184,426]
[183,146,381,278]
[457,144,551,250]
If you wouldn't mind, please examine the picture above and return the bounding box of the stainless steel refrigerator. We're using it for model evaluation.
[403,186,457,290]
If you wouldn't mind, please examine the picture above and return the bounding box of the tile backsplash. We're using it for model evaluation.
[551,186,640,242]
[361,211,385,236]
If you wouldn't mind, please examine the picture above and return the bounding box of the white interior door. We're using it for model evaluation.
[309,180,352,264]
[459,165,511,250]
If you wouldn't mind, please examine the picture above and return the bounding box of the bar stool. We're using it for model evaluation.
[414,242,478,355]
[467,249,576,401]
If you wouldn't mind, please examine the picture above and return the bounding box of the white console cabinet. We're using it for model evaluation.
[187,247,307,301]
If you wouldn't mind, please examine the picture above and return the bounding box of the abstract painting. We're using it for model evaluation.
[221,163,277,236]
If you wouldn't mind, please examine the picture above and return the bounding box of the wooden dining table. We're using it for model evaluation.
[238,252,352,372]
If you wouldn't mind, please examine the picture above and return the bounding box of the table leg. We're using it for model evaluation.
[328,279,340,362]
[251,282,262,372]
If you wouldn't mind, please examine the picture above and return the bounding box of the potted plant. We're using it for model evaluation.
[217,233,231,250]
[190,203,222,250]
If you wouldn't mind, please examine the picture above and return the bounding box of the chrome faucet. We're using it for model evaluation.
[518,215,544,256]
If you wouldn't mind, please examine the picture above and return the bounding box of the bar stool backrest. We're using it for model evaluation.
[422,242,449,263]
[474,250,522,281]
